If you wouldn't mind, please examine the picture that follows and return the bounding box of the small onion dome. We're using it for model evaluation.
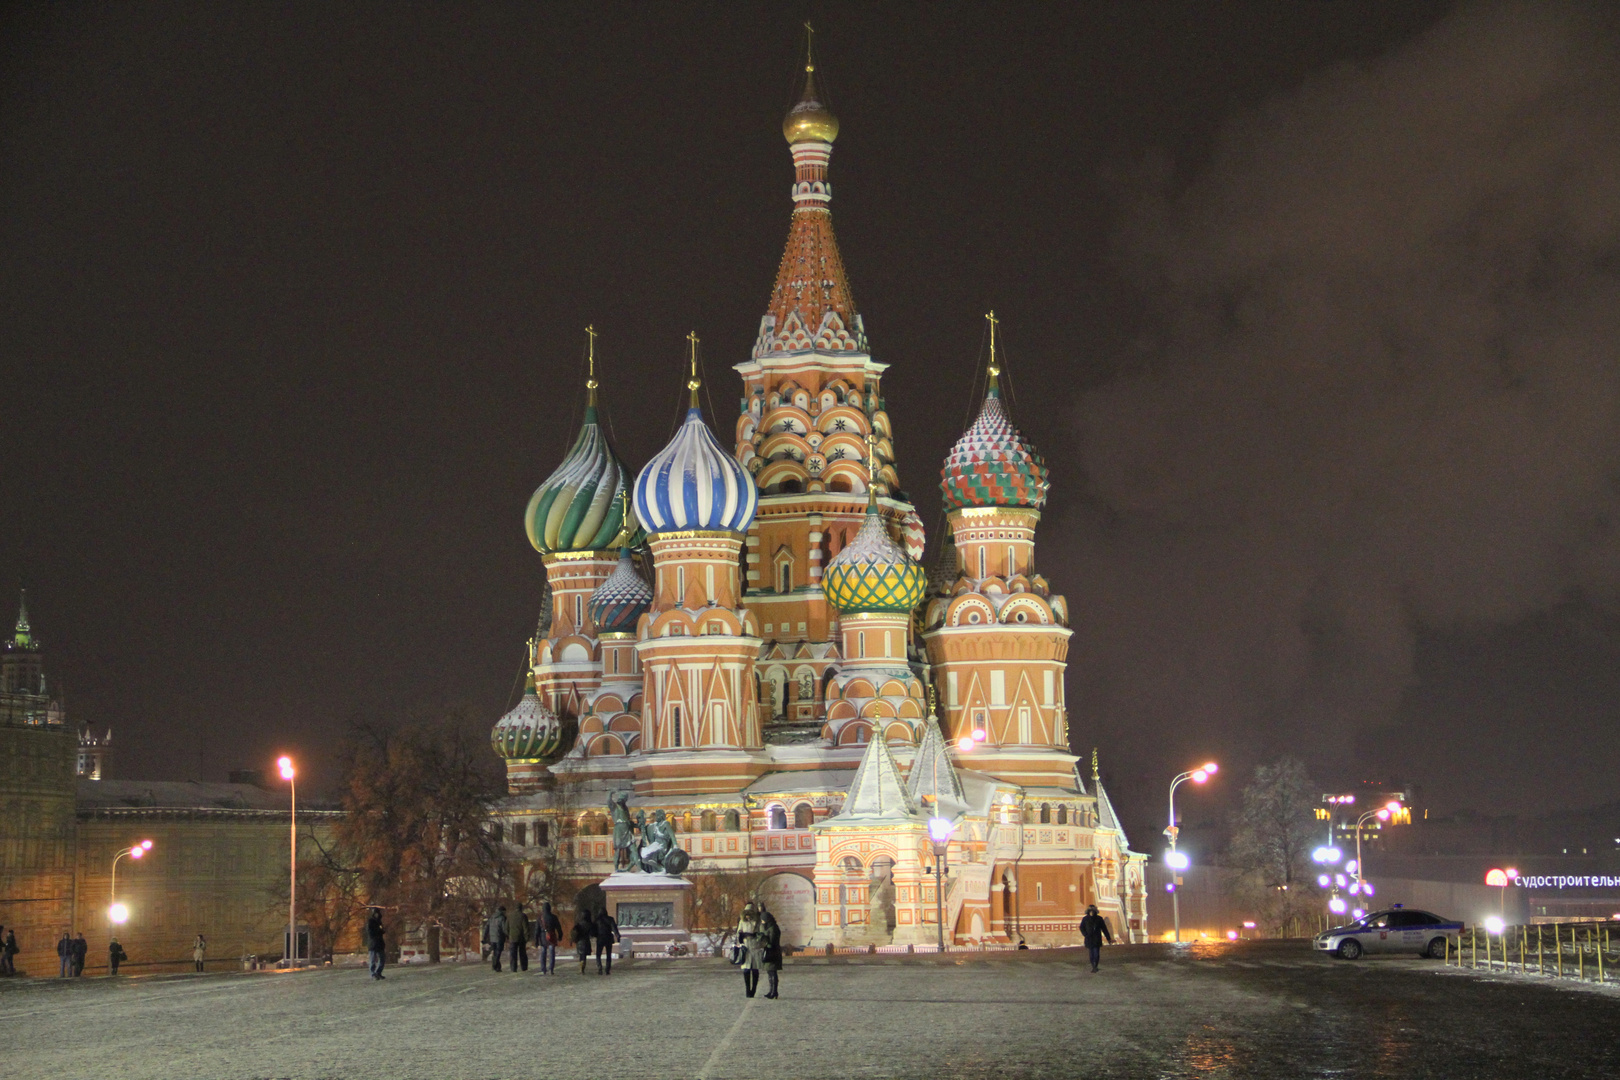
[525,405,643,555]
[492,671,565,762]
[588,548,652,634]
[633,407,758,535]
[824,506,927,614]
[939,385,1050,511]
[783,69,839,145]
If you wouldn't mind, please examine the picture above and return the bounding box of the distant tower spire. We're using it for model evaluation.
[13,588,30,646]
[1091,746,1100,784]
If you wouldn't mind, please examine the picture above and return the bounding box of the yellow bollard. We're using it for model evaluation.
[1578,929,1584,981]
[1556,924,1563,978]
[1471,928,1477,969]
[1599,927,1605,984]
[1538,925,1544,977]
[1520,926,1525,973]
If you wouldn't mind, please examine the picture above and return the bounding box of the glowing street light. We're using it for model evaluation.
[1351,801,1403,896]
[110,840,154,940]
[278,756,298,967]
[1484,915,1505,935]
[927,816,954,952]
[1165,761,1218,943]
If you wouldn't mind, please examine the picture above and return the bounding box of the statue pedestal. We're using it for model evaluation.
[600,872,695,955]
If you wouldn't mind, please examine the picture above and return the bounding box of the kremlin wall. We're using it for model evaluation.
[491,59,1150,948]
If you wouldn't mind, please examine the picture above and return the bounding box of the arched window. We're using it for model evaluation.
[1040,803,1051,824]
[1056,805,1068,825]
[780,563,792,593]
[767,804,788,830]
[724,809,741,831]
[682,811,693,833]
[793,803,814,829]
[701,810,717,832]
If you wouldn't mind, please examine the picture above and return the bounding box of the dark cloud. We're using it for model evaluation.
[1065,3,1620,823]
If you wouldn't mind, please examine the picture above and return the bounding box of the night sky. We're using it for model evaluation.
[6,2,1619,845]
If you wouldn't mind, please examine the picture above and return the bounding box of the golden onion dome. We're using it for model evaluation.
[783,69,839,145]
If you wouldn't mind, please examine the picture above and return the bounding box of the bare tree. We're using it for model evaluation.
[1226,757,1323,937]
[333,709,505,961]
[688,863,773,952]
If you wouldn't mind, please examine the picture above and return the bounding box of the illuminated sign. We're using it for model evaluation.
[1515,875,1620,890]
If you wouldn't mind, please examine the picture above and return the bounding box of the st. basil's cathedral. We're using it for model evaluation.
[491,56,1150,948]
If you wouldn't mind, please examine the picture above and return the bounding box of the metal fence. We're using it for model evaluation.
[1445,923,1618,984]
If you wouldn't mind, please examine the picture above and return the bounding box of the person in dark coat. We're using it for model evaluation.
[486,906,509,972]
[536,902,561,975]
[508,905,530,973]
[594,909,619,975]
[109,938,127,975]
[365,908,387,980]
[759,906,783,999]
[1,928,17,975]
[57,932,72,977]
[71,933,88,976]
[1079,905,1113,972]
[571,910,596,975]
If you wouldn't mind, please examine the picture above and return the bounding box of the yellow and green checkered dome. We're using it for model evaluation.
[824,506,927,614]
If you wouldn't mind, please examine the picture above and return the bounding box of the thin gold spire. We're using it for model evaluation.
[804,21,815,74]
[686,331,701,409]
[585,324,599,406]
[986,310,1001,394]
[865,425,879,508]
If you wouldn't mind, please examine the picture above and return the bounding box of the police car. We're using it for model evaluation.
[1313,905,1461,960]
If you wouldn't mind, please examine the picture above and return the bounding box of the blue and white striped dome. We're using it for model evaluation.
[633,407,758,535]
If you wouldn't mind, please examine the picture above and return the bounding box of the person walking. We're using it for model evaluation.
[536,901,561,975]
[508,905,530,973]
[736,902,763,998]
[595,908,619,975]
[759,905,783,999]
[109,938,127,976]
[193,933,207,973]
[1079,905,1113,973]
[71,933,88,977]
[365,908,387,980]
[486,906,509,973]
[1,928,17,975]
[57,932,72,977]
[571,910,596,975]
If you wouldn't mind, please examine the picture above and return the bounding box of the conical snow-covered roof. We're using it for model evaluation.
[829,734,920,824]
[589,548,652,634]
[906,716,968,815]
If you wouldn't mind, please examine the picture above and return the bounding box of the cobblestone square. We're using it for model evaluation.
[4,941,1619,1079]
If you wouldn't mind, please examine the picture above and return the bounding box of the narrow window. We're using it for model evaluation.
[672,705,682,748]
[979,546,987,579]
[1040,803,1051,824]
[535,821,549,846]
[769,805,788,830]
[1008,545,1016,575]
[780,564,791,593]
[1057,805,1068,825]
[793,803,814,829]
[513,822,527,847]
[677,567,685,601]
[858,631,866,657]
[574,595,583,628]
[1036,882,1044,901]
[724,809,741,831]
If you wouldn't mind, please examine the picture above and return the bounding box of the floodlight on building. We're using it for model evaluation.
[971,728,987,742]
[956,736,974,752]
[108,902,129,924]
[1242,921,1256,929]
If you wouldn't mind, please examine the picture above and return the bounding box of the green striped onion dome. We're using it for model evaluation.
[492,672,566,762]
[525,405,644,554]
[939,386,1049,511]
[824,506,927,614]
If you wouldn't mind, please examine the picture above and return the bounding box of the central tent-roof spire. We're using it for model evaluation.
[755,27,864,358]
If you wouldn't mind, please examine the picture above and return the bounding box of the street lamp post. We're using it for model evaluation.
[278,756,297,967]
[1165,763,1218,943]
[1352,801,1402,894]
[927,816,953,952]
[109,839,154,931]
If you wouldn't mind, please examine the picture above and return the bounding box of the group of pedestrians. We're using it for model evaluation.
[55,932,89,977]
[482,901,617,976]
[734,901,782,998]
[0,925,17,975]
